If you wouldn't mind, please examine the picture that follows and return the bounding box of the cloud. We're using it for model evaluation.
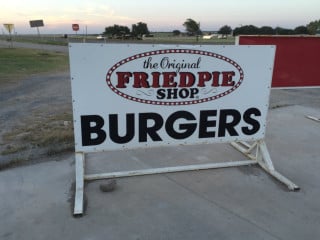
[62,5,135,25]
[0,1,136,33]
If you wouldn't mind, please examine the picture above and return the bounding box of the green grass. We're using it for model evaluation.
[147,33,235,44]
[0,35,68,46]
[0,48,69,84]
[14,38,68,46]
[1,145,27,155]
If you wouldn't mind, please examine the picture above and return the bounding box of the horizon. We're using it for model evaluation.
[1,0,319,35]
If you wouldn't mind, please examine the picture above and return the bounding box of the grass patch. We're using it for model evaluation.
[0,35,68,46]
[1,112,74,157]
[14,38,68,46]
[0,48,69,85]
[1,145,27,155]
[147,35,235,44]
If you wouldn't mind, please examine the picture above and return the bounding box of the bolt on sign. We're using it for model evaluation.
[69,44,275,153]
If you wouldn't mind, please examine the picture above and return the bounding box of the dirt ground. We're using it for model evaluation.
[0,71,73,167]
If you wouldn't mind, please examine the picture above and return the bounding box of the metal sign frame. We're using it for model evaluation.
[69,43,299,216]
[73,140,299,215]
[3,23,14,33]
[3,23,14,47]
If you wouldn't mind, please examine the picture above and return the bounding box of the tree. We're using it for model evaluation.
[294,26,309,34]
[275,27,294,35]
[183,18,201,35]
[172,30,181,36]
[259,26,275,35]
[218,25,232,36]
[307,19,320,34]
[132,22,149,37]
[103,24,130,37]
[233,25,259,35]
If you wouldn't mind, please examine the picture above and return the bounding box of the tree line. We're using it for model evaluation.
[103,22,149,39]
[232,24,316,36]
[182,19,320,36]
[103,19,320,38]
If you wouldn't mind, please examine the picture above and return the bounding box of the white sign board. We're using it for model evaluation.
[69,44,275,153]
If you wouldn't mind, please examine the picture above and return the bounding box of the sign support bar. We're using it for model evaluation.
[84,160,258,181]
[73,140,299,216]
[231,140,300,191]
[74,153,85,215]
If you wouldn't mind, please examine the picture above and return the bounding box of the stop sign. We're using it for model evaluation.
[72,24,79,31]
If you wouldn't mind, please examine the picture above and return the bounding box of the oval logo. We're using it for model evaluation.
[106,49,244,105]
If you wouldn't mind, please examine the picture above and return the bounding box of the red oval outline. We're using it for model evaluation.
[106,49,244,105]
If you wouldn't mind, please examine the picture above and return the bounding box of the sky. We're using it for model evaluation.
[1,0,319,35]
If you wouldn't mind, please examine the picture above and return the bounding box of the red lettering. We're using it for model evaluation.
[116,71,235,89]
[178,72,195,87]
[197,72,211,87]
[211,71,220,87]
[221,71,235,86]
[151,72,160,88]
[133,72,150,88]
[116,72,132,88]
[162,72,177,88]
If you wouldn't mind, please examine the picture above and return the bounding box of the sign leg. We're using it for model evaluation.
[257,141,300,191]
[231,140,299,191]
[74,152,85,215]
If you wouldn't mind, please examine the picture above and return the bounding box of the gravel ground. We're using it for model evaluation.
[0,71,73,167]
[0,40,72,167]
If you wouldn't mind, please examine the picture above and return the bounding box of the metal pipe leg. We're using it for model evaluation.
[74,152,85,215]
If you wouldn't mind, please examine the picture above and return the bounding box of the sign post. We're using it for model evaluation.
[3,23,14,47]
[69,43,299,216]
[29,20,44,38]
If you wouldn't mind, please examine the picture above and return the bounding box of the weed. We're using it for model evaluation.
[1,111,74,158]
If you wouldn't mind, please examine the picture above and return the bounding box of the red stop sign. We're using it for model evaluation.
[72,24,79,31]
